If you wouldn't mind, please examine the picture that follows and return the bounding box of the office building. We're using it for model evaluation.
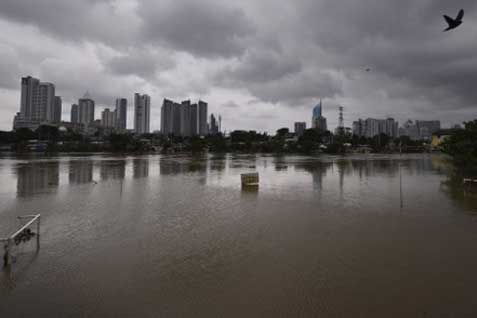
[294,122,306,137]
[115,98,127,130]
[134,93,150,134]
[312,100,327,132]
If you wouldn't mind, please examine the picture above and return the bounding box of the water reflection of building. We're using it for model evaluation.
[17,162,59,197]
[133,159,149,178]
[159,158,207,175]
[69,161,93,184]
[100,160,126,180]
[296,161,333,190]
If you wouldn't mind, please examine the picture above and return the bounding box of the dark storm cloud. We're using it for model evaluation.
[0,0,139,45]
[106,50,175,79]
[141,0,254,58]
[0,0,476,131]
[295,0,477,109]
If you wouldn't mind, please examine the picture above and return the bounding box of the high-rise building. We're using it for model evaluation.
[416,120,441,139]
[134,93,150,134]
[78,93,95,125]
[71,104,79,123]
[198,100,208,136]
[101,108,117,128]
[210,114,219,135]
[294,122,306,137]
[172,102,182,136]
[161,99,174,135]
[312,100,327,132]
[14,76,58,129]
[20,76,40,120]
[53,96,62,123]
[38,82,56,122]
[313,100,322,119]
[190,103,198,135]
[180,100,191,137]
[115,98,127,130]
[352,118,399,138]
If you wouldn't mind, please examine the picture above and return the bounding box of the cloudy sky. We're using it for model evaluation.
[0,0,475,132]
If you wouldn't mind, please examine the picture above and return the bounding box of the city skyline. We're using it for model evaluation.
[0,0,474,133]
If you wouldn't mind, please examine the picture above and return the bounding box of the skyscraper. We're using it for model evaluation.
[115,98,127,130]
[14,76,58,129]
[198,100,208,136]
[101,108,117,128]
[209,114,219,135]
[78,93,95,125]
[172,102,182,136]
[190,103,198,135]
[180,100,191,137]
[161,99,174,135]
[20,76,40,120]
[312,100,327,132]
[313,100,322,119]
[294,122,306,136]
[71,104,79,123]
[54,96,62,123]
[134,93,150,134]
[39,82,55,122]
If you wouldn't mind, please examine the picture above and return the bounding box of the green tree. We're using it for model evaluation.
[443,120,477,177]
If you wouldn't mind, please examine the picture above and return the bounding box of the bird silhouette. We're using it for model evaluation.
[443,9,464,32]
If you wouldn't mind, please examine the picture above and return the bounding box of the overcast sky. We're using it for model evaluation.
[0,0,475,132]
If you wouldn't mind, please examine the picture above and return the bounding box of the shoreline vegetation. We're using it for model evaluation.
[1,126,434,156]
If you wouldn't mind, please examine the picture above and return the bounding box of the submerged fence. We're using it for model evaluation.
[1,214,40,267]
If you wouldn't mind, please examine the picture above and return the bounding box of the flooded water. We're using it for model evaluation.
[1,153,477,317]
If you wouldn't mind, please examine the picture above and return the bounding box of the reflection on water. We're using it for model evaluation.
[1,153,477,317]
[100,160,125,181]
[16,162,59,197]
[133,159,149,178]
[69,160,93,184]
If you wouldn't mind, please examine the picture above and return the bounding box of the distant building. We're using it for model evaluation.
[134,93,150,134]
[352,118,398,138]
[294,122,306,137]
[78,93,95,125]
[161,99,208,137]
[14,76,57,130]
[172,102,182,136]
[190,103,198,135]
[53,96,62,123]
[311,100,327,132]
[210,114,219,135]
[198,100,208,136]
[180,100,191,137]
[101,108,117,128]
[161,99,174,135]
[115,98,127,130]
[399,120,441,140]
[71,104,79,123]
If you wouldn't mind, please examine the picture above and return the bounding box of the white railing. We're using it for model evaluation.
[2,214,40,267]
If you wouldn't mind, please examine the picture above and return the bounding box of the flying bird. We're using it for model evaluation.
[365,68,371,72]
[443,9,464,32]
